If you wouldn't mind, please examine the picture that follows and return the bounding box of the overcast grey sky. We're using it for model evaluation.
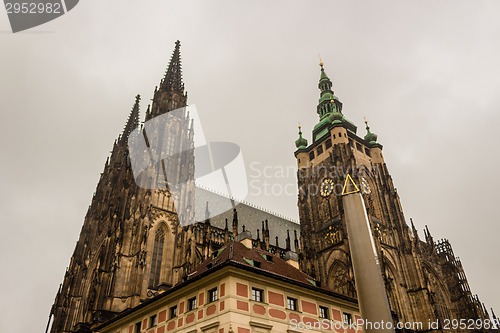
[1,1,499,331]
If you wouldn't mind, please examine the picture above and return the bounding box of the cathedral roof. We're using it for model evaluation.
[195,187,300,250]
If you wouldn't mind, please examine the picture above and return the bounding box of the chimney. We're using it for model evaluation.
[235,229,253,249]
[284,251,299,269]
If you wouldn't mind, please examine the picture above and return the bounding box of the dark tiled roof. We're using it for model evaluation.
[195,187,300,249]
[187,241,353,300]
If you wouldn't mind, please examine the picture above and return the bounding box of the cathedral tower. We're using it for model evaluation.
[294,62,490,330]
[48,42,301,333]
[49,41,192,333]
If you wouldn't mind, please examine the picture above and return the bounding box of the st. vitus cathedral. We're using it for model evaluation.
[49,41,497,332]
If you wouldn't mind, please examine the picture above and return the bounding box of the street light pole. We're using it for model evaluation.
[343,192,395,333]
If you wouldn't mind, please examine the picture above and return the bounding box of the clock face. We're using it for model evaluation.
[361,177,371,194]
[324,225,341,244]
[320,178,335,197]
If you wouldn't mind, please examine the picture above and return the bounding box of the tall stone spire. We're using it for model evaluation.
[147,40,188,121]
[119,94,140,144]
[161,40,184,93]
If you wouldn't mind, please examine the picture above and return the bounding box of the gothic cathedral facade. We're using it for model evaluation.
[49,41,494,333]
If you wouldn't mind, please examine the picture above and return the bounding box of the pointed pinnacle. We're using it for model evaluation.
[161,40,183,92]
[120,94,140,144]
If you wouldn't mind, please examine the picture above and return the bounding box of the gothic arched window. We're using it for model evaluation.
[165,130,175,157]
[149,227,165,288]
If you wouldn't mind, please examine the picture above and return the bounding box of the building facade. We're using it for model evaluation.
[48,41,497,333]
[96,238,361,333]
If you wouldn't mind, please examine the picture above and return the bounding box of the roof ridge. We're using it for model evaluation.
[195,183,299,223]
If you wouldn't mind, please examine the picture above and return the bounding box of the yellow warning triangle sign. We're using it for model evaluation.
[341,174,360,196]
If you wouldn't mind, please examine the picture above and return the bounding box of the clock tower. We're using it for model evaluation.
[294,62,489,328]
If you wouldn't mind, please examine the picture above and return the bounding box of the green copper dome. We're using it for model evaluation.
[319,92,334,104]
[364,121,378,144]
[319,66,329,82]
[329,110,343,124]
[295,126,308,149]
[313,116,330,130]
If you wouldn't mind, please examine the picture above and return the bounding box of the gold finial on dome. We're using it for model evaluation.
[319,55,324,67]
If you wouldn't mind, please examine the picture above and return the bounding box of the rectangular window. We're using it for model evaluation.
[135,322,141,333]
[325,139,332,149]
[319,306,328,319]
[343,313,352,324]
[252,288,263,302]
[208,287,218,302]
[309,151,315,161]
[188,297,197,311]
[356,143,363,152]
[287,297,297,311]
[365,148,371,157]
[149,314,157,328]
[317,145,323,155]
[169,305,177,319]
